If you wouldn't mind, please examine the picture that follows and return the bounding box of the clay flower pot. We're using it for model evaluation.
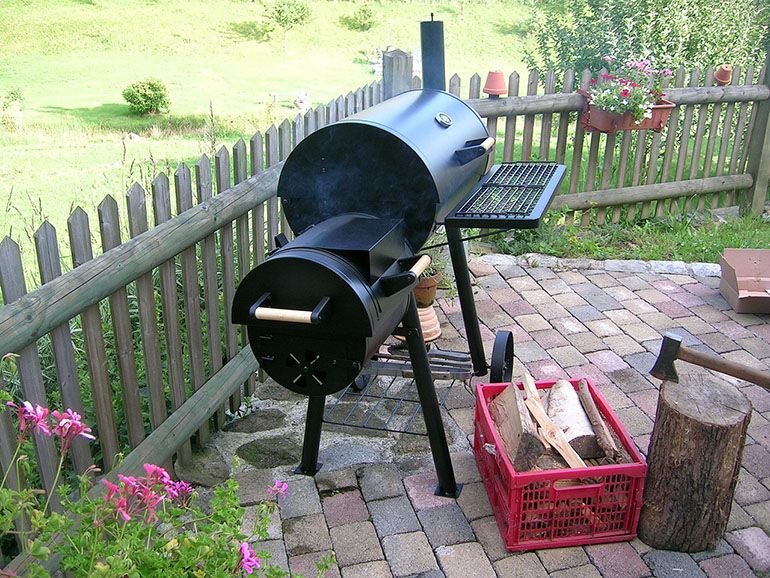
[714,64,733,86]
[413,272,441,308]
[584,99,675,133]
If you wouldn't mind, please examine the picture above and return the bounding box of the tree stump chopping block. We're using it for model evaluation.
[638,374,752,552]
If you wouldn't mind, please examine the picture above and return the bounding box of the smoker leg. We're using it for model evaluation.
[295,395,325,476]
[446,227,488,376]
[404,295,462,498]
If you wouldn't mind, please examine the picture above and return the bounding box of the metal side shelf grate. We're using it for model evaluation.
[323,374,468,436]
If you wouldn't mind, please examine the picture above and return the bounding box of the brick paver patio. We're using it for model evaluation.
[188,253,770,578]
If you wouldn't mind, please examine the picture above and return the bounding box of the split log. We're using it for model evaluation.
[489,384,546,471]
[525,395,587,469]
[547,380,602,459]
[638,374,752,552]
[577,379,619,461]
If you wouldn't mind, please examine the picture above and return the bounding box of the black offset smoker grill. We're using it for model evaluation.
[232,20,565,497]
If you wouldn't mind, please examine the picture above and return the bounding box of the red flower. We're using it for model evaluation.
[589,78,597,85]
[620,88,631,98]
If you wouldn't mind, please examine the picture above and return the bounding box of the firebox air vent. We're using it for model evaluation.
[286,350,327,388]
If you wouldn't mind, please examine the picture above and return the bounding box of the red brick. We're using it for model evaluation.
[713,320,754,340]
[586,350,629,372]
[322,490,369,528]
[725,527,770,572]
[700,554,755,578]
[585,542,650,578]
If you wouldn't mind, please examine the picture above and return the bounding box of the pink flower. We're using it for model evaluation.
[6,401,50,436]
[663,68,673,76]
[600,73,616,80]
[239,542,261,574]
[589,78,597,85]
[143,463,172,487]
[50,409,95,453]
[620,88,631,98]
[102,479,119,501]
[601,55,616,63]
[168,480,193,503]
[267,480,289,499]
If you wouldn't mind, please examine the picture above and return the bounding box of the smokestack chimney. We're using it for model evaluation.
[420,15,446,91]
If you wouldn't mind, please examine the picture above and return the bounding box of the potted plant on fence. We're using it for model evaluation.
[578,56,675,133]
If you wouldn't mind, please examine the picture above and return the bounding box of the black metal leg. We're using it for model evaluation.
[296,395,325,475]
[403,294,461,498]
[446,226,487,376]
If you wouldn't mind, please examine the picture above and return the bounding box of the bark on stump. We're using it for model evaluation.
[638,374,752,551]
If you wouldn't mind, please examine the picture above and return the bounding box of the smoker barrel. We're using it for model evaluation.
[279,89,490,251]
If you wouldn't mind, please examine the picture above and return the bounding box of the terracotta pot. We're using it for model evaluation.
[483,70,507,96]
[413,272,441,307]
[585,99,675,133]
[714,64,733,86]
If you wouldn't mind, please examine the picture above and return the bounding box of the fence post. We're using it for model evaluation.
[383,49,413,100]
[742,52,770,216]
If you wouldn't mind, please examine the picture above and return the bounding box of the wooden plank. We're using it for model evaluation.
[469,73,481,99]
[345,92,356,117]
[569,69,592,194]
[585,130,601,193]
[716,65,740,180]
[599,132,616,190]
[327,99,337,124]
[0,370,29,543]
[125,185,168,434]
[616,132,632,189]
[703,70,722,181]
[555,69,575,165]
[0,163,281,359]
[660,68,684,188]
[173,164,209,445]
[151,173,192,465]
[502,72,520,162]
[68,210,120,473]
[33,221,92,474]
[264,126,280,250]
[539,69,555,160]
[645,73,672,190]
[738,66,762,175]
[688,68,713,211]
[0,237,62,510]
[631,131,647,188]
[215,147,241,415]
[448,73,461,97]
[742,54,770,216]
[525,395,587,469]
[250,132,266,266]
[729,66,754,183]
[521,69,538,160]
[278,119,293,239]
[194,155,221,438]
[8,346,259,577]
[97,196,145,450]
[675,68,701,182]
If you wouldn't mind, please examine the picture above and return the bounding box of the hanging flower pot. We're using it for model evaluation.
[583,99,675,133]
[714,64,733,86]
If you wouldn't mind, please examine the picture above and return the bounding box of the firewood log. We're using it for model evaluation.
[577,379,619,461]
[489,384,545,471]
[546,379,602,459]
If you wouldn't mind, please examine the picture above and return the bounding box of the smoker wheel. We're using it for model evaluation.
[490,331,514,383]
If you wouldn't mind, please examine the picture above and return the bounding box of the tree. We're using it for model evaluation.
[264,0,311,54]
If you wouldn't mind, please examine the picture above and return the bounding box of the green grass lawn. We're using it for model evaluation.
[0,0,532,267]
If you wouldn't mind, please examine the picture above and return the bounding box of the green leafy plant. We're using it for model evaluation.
[122,78,171,115]
[2,88,24,111]
[263,0,311,53]
[586,56,673,123]
[340,5,375,32]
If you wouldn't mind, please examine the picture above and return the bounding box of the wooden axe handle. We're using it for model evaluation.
[678,345,770,390]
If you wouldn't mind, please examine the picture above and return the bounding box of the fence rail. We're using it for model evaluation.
[1,51,769,571]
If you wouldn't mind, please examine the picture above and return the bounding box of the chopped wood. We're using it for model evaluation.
[489,384,546,471]
[521,372,540,401]
[524,395,588,469]
[577,379,619,461]
[547,379,603,459]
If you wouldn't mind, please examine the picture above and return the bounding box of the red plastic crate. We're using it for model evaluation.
[473,379,647,552]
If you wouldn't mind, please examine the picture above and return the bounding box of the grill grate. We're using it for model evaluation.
[444,162,566,229]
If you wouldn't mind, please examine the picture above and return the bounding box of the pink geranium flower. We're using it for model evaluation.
[238,542,261,574]
[267,480,289,499]
[6,401,50,437]
[50,409,95,453]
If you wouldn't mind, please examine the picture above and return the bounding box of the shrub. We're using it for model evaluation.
[341,5,375,31]
[2,87,24,111]
[263,0,311,52]
[122,78,170,115]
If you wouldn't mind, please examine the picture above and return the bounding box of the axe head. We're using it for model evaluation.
[650,332,683,382]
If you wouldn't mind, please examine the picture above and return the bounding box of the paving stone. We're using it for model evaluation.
[468,260,498,277]
[643,549,705,577]
[514,340,550,362]
[713,320,755,340]
[516,313,552,332]
[341,560,393,578]
[549,564,603,578]
[243,504,282,540]
[585,541,650,578]
[744,500,770,533]
[656,299,693,318]
[534,301,571,321]
[678,316,717,336]
[540,278,573,295]
[509,276,541,292]
[550,345,589,368]
[537,546,589,572]
[623,298,658,316]
[235,469,278,506]
[368,495,421,537]
[604,334,646,356]
[521,288,556,305]
[571,305,607,322]
[606,259,648,273]
[358,464,405,502]
[744,386,770,414]
[525,359,571,380]
[381,532,437,577]
[448,407,475,435]
[498,263,527,279]
[697,332,739,354]
[502,299,538,317]
[280,475,322,519]
[435,542,495,578]
[289,550,340,578]
[727,502,755,531]
[726,526,770,572]
[607,368,655,394]
[478,274,510,291]
[742,444,770,479]
[586,350,629,372]
[323,490,369,528]
[555,292,589,308]
[404,472,456,511]
[315,468,358,495]
[418,503,475,547]
[614,405,654,436]
[568,332,607,354]
[735,469,770,506]
[623,351,658,374]
[619,276,653,291]
[651,260,688,274]
[690,262,721,277]
[283,513,332,556]
[689,538,733,561]
[493,552,549,577]
[628,389,660,419]
[330,521,383,567]
[552,316,589,335]
[470,516,510,561]
[585,319,623,338]
[253,539,289,573]
[699,554,756,578]
[638,312,677,331]
[456,481,492,521]
[529,265,560,280]
[531,328,570,348]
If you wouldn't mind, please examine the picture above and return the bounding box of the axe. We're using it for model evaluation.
[650,332,770,390]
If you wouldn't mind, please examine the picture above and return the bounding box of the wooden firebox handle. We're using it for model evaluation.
[409,255,432,277]
[479,136,496,152]
[250,295,330,325]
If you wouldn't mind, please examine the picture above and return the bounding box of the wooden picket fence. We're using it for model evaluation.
[0,51,769,571]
